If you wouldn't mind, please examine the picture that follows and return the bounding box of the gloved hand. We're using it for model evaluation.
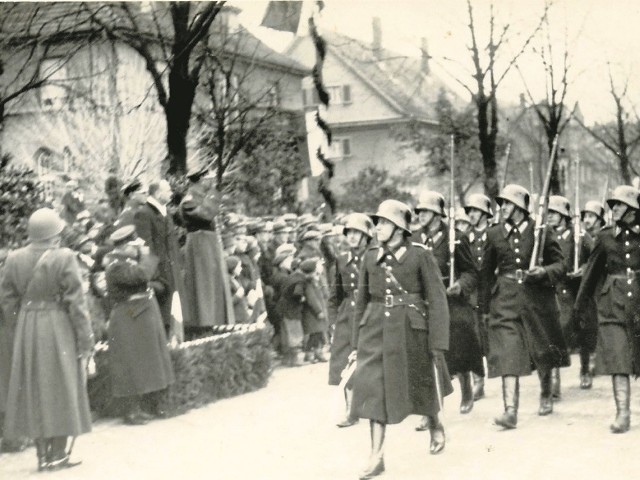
[430,349,446,363]
[567,267,583,279]
[446,281,462,297]
[348,350,357,363]
[525,266,547,283]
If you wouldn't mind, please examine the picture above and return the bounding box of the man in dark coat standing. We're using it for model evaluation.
[351,200,452,479]
[479,184,569,430]
[575,186,640,434]
[134,179,184,338]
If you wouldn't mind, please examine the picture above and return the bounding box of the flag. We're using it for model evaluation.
[261,1,303,33]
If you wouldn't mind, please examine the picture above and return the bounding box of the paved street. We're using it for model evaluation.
[1,353,639,479]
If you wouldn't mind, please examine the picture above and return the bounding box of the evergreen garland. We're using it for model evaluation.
[88,324,274,418]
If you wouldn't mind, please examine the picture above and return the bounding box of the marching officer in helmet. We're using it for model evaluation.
[464,193,494,400]
[479,184,569,429]
[328,213,374,428]
[350,200,452,479]
[581,200,607,245]
[575,185,640,433]
[454,207,472,235]
[574,200,606,388]
[547,196,591,395]
[411,190,483,424]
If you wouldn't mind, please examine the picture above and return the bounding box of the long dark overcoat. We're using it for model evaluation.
[479,221,570,377]
[105,252,175,397]
[552,227,593,349]
[468,227,489,355]
[0,264,15,414]
[0,245,94,439]
[575,224,640,375]
[410,225,484,376]
[327,248,364,385]
[178,184,234,327]
[134,201,185,329]
[350,241,453,425]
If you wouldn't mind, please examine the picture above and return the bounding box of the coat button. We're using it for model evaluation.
[628,292,633,298]
[515,248,520,253]
[351,301,355,306]
[384,311,390,317]
[514,239,519,244]
[386,278,391,283]
[350,273,356,278]
[625,241,630,246]
[350,283,355,288]
[516,258,521,264]
[385,289,391,294]
[626,253,631,259]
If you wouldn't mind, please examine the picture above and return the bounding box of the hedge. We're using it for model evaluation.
[88,323,275,418]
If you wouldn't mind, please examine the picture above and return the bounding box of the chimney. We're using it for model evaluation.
[372,17,382,58]
[420,37,430,75]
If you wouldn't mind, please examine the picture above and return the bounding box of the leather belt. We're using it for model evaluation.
[609,269,640,282]
[499,269,525,284]
[371,293,423,308]
[22,300,61,309]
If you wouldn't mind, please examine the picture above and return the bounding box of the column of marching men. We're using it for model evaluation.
[334,184,640,480]
[1,170,640,476]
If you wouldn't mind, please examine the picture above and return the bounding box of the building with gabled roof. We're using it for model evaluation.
[286,19,466,194]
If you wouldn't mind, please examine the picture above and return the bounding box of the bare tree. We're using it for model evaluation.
[83,1,225,175]
[0,3,93,126]
[438,1,548,199]
[516,13,577,195]
[575,65,640,185]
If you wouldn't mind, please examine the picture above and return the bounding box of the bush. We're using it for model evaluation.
[338,167,413,213]
[0,153,45,248]
[88,324,274,418]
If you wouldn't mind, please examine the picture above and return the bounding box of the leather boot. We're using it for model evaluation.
[610,374,631,433]
[35,438,49,472]
[290,348,304,367]
[538,369,553,416]
[46,436,81,471]
[415,415,430,431]
[579,350,593,389]
[428,415,445,454]
[551,367,561,399]
[459,372,474,414]
[314,347,328,363]
[472,373,485,401]
[123,397,151,425]
[359,421,385,479]
[336,388,358,428]
[494,375,519,429]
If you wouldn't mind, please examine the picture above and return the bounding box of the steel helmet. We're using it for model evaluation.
[454,207,471,224]
[580,200,605,220]
[342,213,374,238]
[496,184,530,212]
[28,208,66,242]
[414,190,446,216]
[464,193,493,218]
[606,185,640,210]
[371,199,412,233]
[548,195,571,218]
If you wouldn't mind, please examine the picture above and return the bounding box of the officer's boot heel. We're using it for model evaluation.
[35,439,49,472]
[494,375,518,429]
[610,374,631,433]
[428,414,445,454]
[551,367,561,400]
[472,373,485,401]
[459,371,474,414]
[538,369,553,416]
[359,421,385,479]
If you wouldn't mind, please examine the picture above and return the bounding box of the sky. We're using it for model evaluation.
[232,0,640,125]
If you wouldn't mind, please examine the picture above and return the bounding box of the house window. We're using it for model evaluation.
[263,83,279,107]
[303,84,351,106]
[40,58,68,110]
[328,137,352,160]
[326,85,352,105]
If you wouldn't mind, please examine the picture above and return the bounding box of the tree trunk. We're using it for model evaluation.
[166,71,197,176]
[618,154,632,185]
[548,136,562,195]
[477,100,499,199]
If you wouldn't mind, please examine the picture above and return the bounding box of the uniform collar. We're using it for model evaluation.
[504,219,529,236]
[147,196,167,217]
[616,223,640,237]
[376,243,408,264]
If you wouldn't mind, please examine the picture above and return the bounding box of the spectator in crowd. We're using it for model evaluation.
[179,167,234,337]
[0,208,94,471]
[274,244,304,366]
[104,175,125,216]
[60,179,85,225]
[114,178,146,230]
[104,225,175,425]
[134,179,185,339]
[227,255,251,324]
[298,258,329,363]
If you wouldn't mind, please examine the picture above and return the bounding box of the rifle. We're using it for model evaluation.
[529,134,559,269]
[449,135,456,289]
[573,152,581,273]
[602,160,612,227]
[495,143,512,223]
